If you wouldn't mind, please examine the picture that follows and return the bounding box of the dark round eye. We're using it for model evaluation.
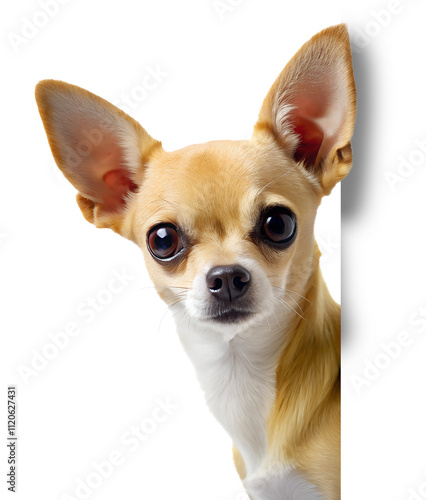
[262,207,297,245]
[147,224,182,260]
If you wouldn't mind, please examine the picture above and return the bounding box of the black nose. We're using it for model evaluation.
[206,265,251,302]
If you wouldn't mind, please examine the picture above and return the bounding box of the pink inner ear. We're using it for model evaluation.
[74,128,139,212]
[284,78,343,167]
[102,169,138,211]
[292,117,324,166]
[289,93,328,166]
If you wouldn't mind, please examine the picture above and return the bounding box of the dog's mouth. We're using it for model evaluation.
[205,308,255,324]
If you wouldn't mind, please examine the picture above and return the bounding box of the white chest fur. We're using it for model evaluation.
[175,312,286,476]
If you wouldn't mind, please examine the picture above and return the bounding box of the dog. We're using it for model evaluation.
[35,23,356,499]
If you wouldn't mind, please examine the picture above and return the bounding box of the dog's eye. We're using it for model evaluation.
[262,207,297,245]
[147,224,182,260]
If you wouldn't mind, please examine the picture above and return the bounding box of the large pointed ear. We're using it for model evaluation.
[35,80,162,233]
[254,24,356,195]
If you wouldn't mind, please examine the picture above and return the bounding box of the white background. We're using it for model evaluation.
[1,1,425,499]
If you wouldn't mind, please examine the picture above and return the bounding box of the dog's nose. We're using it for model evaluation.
[206,265,251,302]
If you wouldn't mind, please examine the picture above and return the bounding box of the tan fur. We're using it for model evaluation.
[233,445,247,480]
[267,245,341,498]
[35,24,356,499]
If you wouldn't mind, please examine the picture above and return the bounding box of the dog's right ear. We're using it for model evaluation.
[35,80,162,234]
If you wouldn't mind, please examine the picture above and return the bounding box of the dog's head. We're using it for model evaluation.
[35,25,355,339]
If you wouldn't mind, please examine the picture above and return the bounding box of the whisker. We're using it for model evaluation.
[138,285,192,293]
[168,285,192,291]
[157,298,186,334]
[275,296,291,314]
[272,310,281,329]
[256,171,290,197]
[272,286,311,304]
[160,196,182,213]
[176,307,190,331]
[282,292,304,313]
[167,290,189,298]
[265,313,271,332]
[286,288,311,303]
[275,296,305,321]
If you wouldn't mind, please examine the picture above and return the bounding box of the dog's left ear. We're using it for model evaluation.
[254,24,356,195]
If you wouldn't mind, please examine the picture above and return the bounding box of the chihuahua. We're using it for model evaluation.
[35,24,356,500]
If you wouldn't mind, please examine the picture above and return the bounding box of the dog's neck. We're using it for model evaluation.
[267,251,340,470]
[174,247,340,478]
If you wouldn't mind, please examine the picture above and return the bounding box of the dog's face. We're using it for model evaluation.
[35,25,355,339]
[127,137,320,337]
